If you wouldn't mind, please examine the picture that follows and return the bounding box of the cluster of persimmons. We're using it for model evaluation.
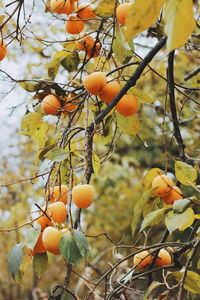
[133,172,183,269]
[41,71,139,117]
[32,184,95,255]
[0,2,133,64]
[152,173,183,205]
[51,0,97,35]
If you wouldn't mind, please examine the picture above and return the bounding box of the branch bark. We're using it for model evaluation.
[167,51,185,161]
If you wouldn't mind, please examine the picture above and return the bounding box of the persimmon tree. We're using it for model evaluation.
[0,0,200,299]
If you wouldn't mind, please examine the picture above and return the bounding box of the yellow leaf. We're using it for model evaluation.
[20,112,43,136]
[143,168,163,190]
[165,208,195,233]
[94,0,115,18]
[173,271,200,294]
[92,153,101,174]
[125,0,165,40]
[164,0,195,53]
[129,87,154,103]
[116,113,140,137]
[175,161,197,186]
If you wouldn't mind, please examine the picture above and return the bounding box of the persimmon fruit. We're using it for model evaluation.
[155,249,172,267]
[116,94,139,116]
[63,98,78,115]
[77,4,96,20]
[42,226,63,254]
[38,201,67,228]
[34,233,46,253]
[76,36,101,57]
[162,186,183,204]
[47,202,67,223]
[41,94,61,115]
[152,174,174,197]
[83,72,107,95]
[87,43,101,58]
[116,3,132,26]
[47,185,70,204]
[76,36,95,51]
[50,0,74,15]
[0,40,7,61]
[99,81,121,103]
[66,16,85,34]
[37,214,51,231]
[72,184,95,208]
[133,250,152,270]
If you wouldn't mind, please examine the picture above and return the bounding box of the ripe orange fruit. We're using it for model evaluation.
[152,174,174,197]
[50,0,74,15]
[62,98,78,115]
[47,185,70,204]
[37,214,51,231]
[41,94,61,115]
[66,16,85,34]
[162,186,183,205]
[72,184,95,208]
[116,94,139,116]
[34,233,46,253]
[76,36,95,51]
[77,5,96,20]
[116,3,132,25]
[99,81,121,103]
[47,202,67,223]
[38,201,67,227]
[42,226,63,254]
[133,250,152,270]
[0,40,7,61]
[83,72,107,95]
[75,36,101,57]
[155,249,172,267]
[87,43,101,58]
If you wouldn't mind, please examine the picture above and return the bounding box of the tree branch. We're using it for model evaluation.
[95,36,167,125]
[167,51,185,161]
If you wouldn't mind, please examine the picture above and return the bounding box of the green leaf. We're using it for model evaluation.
[60,52,80,73]
[60,163,70,186]
[8,243,24,279]
[44,147,68,162]
[47,58,60,80]
[116,113,140,137]
[24,223,41,250]
[173,270,200,294]
[175,161,197,186]
[20,112,43,136]
[131,188,155,236]
[33,253,48,279]
[164,0,195,53]
[165,208,195,234]
[125,0,165,40]
[143,168,163,190]
[73,230,89,258]
[173,198,191,213]
[59,234,82,266]
[113,26,134,64]
[144,281,164,299]
[129,86,154,103]
[19,81,41,92]
[140,207,167,233]
[94,0,115,18]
